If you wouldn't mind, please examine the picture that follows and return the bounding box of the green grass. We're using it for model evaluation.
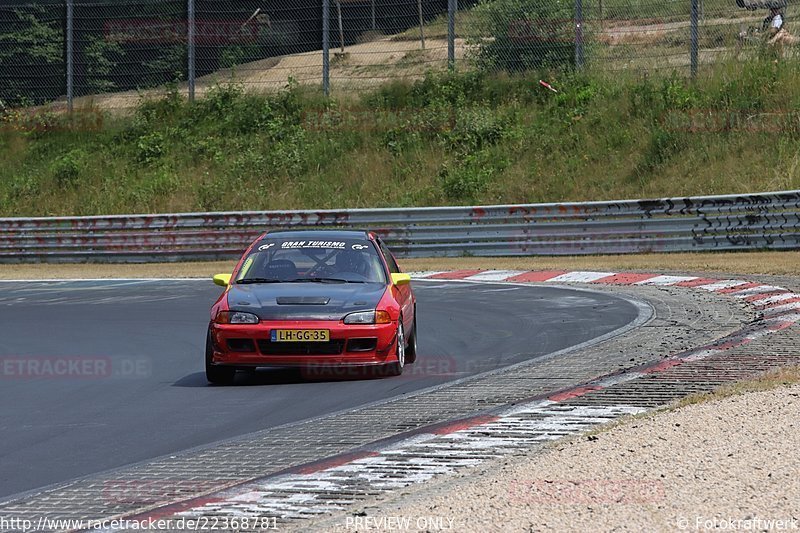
[2,57,800,217]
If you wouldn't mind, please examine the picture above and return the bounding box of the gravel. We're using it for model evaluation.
[314,385,800,532]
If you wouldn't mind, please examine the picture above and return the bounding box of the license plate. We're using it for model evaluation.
[271,329,330,342]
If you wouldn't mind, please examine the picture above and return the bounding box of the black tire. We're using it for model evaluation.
[405,315,418,364]
[384,321,406,377]
[205,330,236,385]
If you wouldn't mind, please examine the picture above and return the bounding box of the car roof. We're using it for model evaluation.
[262,229,372,241]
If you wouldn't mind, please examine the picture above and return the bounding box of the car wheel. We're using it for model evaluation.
[384,321,406,377]
[205,330,235,385]
[405,315,418,364]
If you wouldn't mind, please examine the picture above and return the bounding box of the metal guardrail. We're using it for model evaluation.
[1,190,799,262]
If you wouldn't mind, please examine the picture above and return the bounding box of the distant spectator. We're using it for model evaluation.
[763,6,785,34]
[765,7,800,46]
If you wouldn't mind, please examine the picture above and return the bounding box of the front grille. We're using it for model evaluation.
[257,339,345,356]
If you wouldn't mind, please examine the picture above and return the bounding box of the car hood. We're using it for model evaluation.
[226,282,388,321]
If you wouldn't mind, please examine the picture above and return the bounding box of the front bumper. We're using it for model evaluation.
[209,319,398,367]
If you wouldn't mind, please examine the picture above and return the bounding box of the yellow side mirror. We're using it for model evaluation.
[391,273,411,286]
[213,273,232,287]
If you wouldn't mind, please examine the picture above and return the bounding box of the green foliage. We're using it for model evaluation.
[7,173,40,200]
[141,45,186,87]
[444,105,514,151]
[50,149,87,187]
[0,7,63,106]
[440,150,504,201]
[83,37,126,93]
[660,75,699,111]
[135,132,166,165]
[634,127,687,177]
[2,64,800,216]
[469,0,575,72]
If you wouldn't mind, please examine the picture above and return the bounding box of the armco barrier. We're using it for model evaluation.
[1,190,799,262]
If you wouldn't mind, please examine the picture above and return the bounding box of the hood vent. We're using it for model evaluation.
[276,296,331,305]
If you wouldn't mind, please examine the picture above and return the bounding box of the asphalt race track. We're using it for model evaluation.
[0,279,640,499]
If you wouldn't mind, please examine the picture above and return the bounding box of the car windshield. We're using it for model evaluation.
[236,238,388,284]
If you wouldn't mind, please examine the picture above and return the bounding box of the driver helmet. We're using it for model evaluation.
[335,249,366,274]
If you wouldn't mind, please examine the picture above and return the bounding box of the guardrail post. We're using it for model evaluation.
[323,0,330,96]
[447,0,456,70]
[188,0,196,102]
[65,0,74,112]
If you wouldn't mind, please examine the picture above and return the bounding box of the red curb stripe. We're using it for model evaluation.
[717,282,762,294]
[548,385,603,402]
[767,320,797,332]
[641,359,683,373]
[427,270,485,280]
[744,291,791,303]
[763,307,800,318]
[592,273,657,285]
[431,415,500,435]
[295,450,381,474]
[710,338,750,351]
[755,296,800,309]
[674,278,718,287]
[506,270,567,282]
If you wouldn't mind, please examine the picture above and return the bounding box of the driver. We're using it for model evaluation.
[333,249,367,276]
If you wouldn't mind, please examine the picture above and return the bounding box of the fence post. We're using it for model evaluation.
[188,0,196,102]
[690,0,699,79]
[65,0,74,112]
[447,0,456,70]
[574,0,584,69]
[417,0,426,49]
[323,0,330,96]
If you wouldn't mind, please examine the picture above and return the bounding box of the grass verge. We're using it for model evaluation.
[3,56,800,217]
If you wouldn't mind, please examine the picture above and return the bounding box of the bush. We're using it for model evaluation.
[50,149,87,187]
[135,132,165,165]
[439,149,506,201]
[444,105,511,150]
[469,0,575,72]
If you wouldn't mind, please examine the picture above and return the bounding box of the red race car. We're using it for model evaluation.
[206,230,417,384]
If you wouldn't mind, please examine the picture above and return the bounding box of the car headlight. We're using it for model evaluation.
[215,311,260,324]
[343,310,391,324]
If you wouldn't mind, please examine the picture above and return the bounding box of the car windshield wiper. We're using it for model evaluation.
[288,277,365,284]
[236,278,285,284]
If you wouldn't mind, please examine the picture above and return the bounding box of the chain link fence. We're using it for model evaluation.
[0,0,794,109]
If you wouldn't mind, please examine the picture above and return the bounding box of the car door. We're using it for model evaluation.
[378,239,414,332]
